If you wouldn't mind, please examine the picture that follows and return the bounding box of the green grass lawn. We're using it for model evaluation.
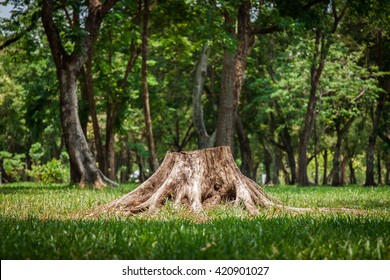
[0,183,389,259]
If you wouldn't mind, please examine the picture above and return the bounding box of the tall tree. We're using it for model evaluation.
[364,31,389,186]
[297,1,346,185]
[141,0,158,172]
[41,0,118,186]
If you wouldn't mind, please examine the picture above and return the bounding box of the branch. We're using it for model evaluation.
[265,135,286,151]
[0,24,34,51]
[251,25,280,36]
[0,10,40,51]
[379,132,390,146]
[41,0,67,67]
[102,0,120,17]
[352,89,366,102]
[331,2,347,33]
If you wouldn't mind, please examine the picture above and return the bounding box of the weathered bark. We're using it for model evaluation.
[193,45,216,149]
[41,0,119,187]
[100,146,365,217]
[215,50,236,151]
[105,147,277,216]
[215,1,254,152]
[141,0,158,172]
[59,69,113,186]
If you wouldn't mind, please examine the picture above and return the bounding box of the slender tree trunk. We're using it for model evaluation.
[262,142,272,184]
[331,127,343,186]
[236,114,254,179]
[80,49,106,174]
[284,133,296,185]
[79,74,90,138]
[322,149,328,185]
[141,0,158,172]
[365,31,387,186]
[345,139,357,184]
[377,147,382,185]
[193,45,215,148]
[385,159,390,185]
[272,148,281,185]
[314,119,319,185]
[106,119,116,180]
[298,30,325,186]
[297,3,346,185]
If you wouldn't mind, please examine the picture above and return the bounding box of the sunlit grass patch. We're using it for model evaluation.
[0,183,389,259]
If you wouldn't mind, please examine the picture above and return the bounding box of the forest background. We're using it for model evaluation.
[0,0,389,188]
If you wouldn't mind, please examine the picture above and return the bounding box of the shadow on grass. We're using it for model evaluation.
[0,183,137,195]
[0,184,76,194]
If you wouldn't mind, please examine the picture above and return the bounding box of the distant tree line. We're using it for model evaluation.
[0,0,389,186]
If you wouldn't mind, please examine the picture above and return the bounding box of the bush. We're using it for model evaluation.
[0,151,25,182]
[28,158,69,184]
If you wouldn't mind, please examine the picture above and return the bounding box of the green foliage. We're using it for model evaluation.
[28,158,69,184]
[0,184,389,259]
[29,142,44,164]
[1,0,389,185]
[0,151,25,181]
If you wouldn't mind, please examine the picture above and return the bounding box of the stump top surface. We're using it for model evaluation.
[168,146,231,155]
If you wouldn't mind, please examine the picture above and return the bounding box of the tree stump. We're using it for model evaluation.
[105,146,278,215]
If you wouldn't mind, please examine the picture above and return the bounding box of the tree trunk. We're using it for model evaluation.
[297,30,325,186]
[365,31,388,186]
[314,120,319,185]
[193,45,216,149]
[297,3,346,185]
[42,0,119,187]
[282,127,296,185]
[81,49,106,174]
[141,0,158,172]
[105,146,277,216]
[377,147,382,185]
[331,127,343,186]
[215,50,236,151]
[345,139,357,184]
[322,149,328,185]
[262,142,272,184]
[105,120,116,180]
[59,69,113,186]
[236,114,254,179]
[272,147,281,185]
[215,1,254,153]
